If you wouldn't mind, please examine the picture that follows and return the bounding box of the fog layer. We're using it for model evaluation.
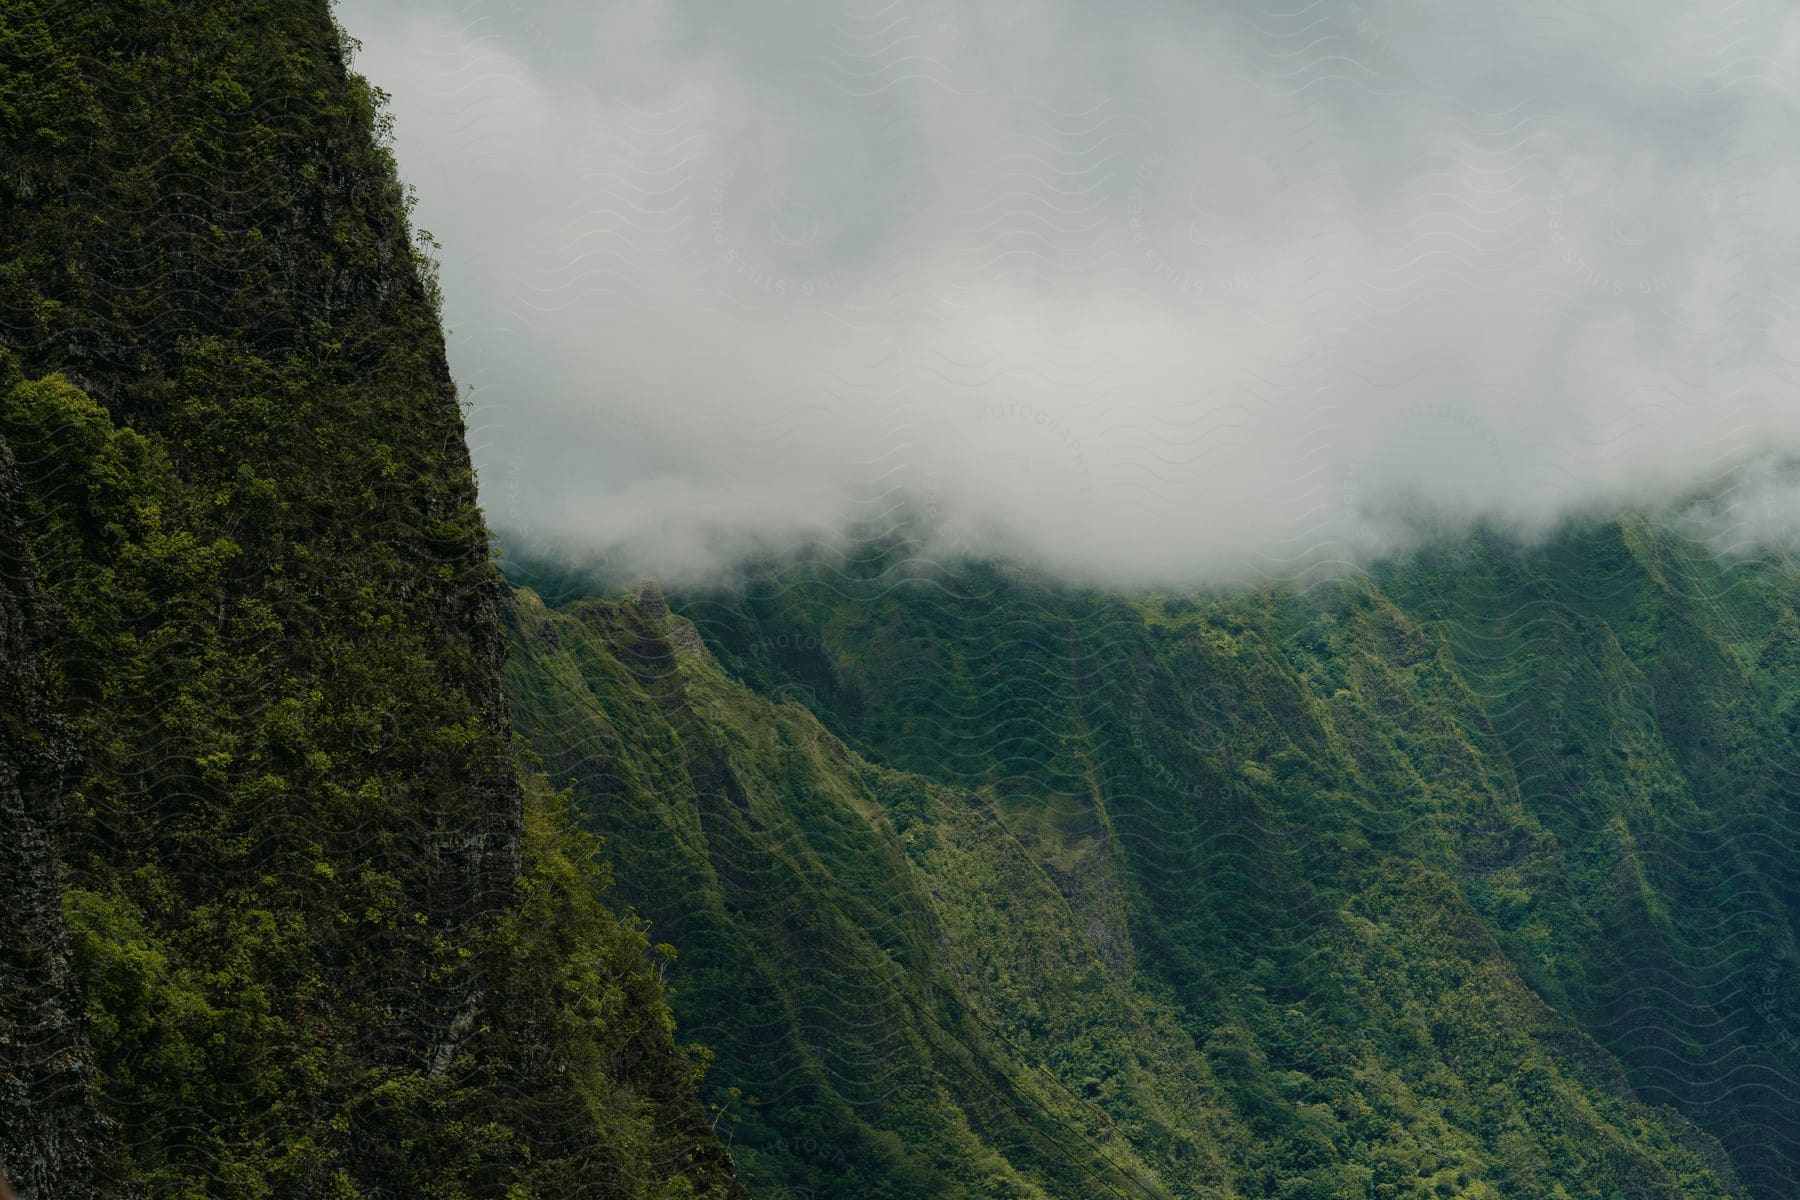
[340,0,1800,585]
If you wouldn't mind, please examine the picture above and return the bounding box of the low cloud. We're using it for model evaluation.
[339,0,1800,586]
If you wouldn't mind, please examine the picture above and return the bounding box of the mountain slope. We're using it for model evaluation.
[0,5,741,1196]
[653,520,1799,1198]
[502,517,1796,1198]
[505,586,1243,1200]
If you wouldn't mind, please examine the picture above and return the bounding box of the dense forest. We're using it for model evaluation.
[503,517,1800,1199]
[0,4,738,1196]
[5,4,1799,1200]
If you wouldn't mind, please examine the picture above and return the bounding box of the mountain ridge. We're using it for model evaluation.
[502,511,1800,1198]
[4,4,1797,1197]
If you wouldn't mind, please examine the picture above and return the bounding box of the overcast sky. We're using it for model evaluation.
[337,0,1800,586]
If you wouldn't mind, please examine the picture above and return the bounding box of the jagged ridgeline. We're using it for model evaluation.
[502,521,1800,1200]
[0,5,740,1197]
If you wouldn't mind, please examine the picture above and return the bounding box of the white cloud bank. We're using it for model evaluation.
[337,0,1800,585]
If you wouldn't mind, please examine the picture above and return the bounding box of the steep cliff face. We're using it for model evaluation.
[0,4,741,1196]
[0,436,112,1199]
[503,519,1800,1200]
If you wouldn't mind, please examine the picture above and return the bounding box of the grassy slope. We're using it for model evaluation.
[505,516,1797,1198]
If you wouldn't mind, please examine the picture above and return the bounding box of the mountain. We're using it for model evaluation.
[6,5,1799,1200]
[0,5,739,1196]
[501,516,1800,1199]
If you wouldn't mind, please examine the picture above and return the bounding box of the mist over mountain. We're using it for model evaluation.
[343,0,1800,585]
[9,4,1800,1200]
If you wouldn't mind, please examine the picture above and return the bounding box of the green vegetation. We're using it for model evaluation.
[504,522,1800,1199]
[4,3,1796,1199]
[0,4,739,1196]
